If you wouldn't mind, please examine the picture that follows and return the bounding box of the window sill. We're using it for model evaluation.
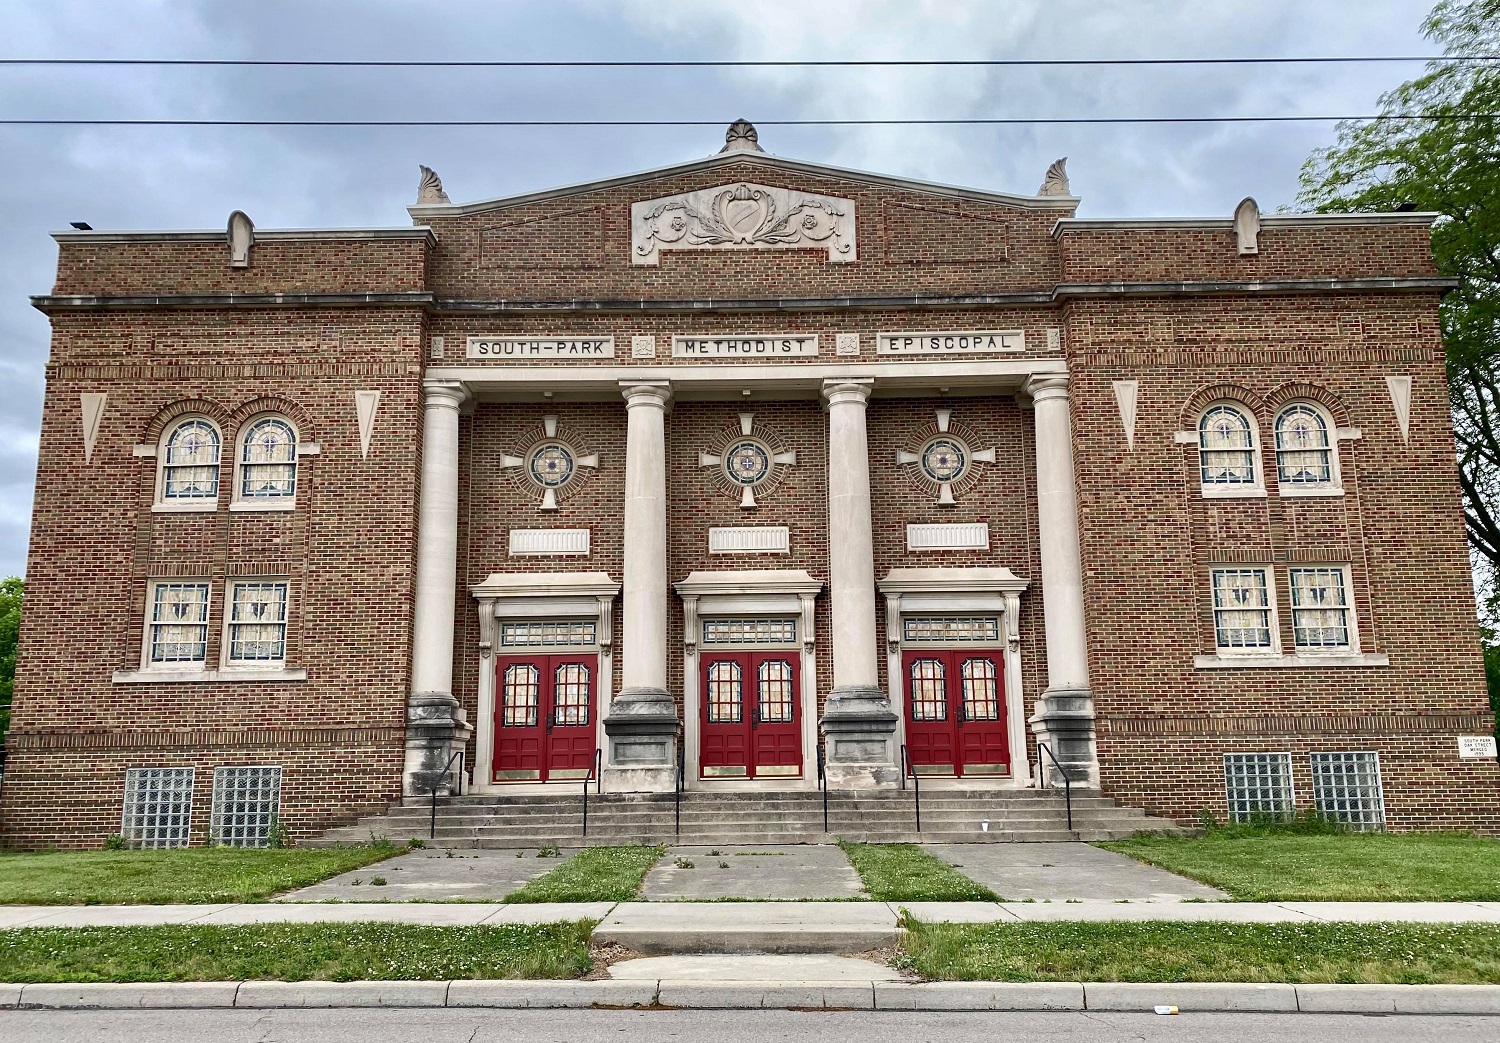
[1193,653,1388,670]
[1279,485,1345,498]
[151,501,217,513]
[229,500,297,512]
[113,668,307,684]
[1200,486,1267,499]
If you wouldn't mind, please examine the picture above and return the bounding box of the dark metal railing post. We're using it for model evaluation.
[674,738,685,836]
[430,749,463,841]
[1037,742,1073,831]
[583,748,601,838]
[900,744,921,833]
[817,743,828,834]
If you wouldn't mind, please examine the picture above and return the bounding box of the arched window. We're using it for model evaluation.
[1198,404,1258,489]
[159,417,221,502]
[236,416,298,503]
[1275,404,1336,488]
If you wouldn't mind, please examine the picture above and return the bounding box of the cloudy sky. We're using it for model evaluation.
[0,0,1442,577]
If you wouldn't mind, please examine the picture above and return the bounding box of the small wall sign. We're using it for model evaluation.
[1458,735,1498,759]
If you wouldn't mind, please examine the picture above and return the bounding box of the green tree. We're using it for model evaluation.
[1297,0,1500,621]
[0,576,19,743]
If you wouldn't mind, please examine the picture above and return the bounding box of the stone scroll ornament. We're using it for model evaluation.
[632,182,857,266]
[499,415,600,512]
[896,409,997,506]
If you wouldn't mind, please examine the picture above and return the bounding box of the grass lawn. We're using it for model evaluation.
[503,845,664,903]
[1100,830,1500,901]
[0,921,594,982]
[839,842,999,902]
[899,920,1500,984]
[0,846,401,905]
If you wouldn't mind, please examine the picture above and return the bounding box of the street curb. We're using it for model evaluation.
[5,979,1500,1013]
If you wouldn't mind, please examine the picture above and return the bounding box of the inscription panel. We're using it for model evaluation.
[467,337,615,360]
[672,335,819,359]
[878,331,1025,355]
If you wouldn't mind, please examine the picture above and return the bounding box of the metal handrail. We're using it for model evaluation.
[674,737,685,836]
[582,747,602,837]
[429,749,464,840]
[816,743,828,834]
[900,743,921,833]
[1037,741,1073,831]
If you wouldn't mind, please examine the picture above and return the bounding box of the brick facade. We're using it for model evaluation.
[3,132,1495,848]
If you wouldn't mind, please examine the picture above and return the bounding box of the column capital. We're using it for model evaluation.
[423,380,471,411]
[1023,372,1071,403]
[620,381,673,409]
[821,378,874,407]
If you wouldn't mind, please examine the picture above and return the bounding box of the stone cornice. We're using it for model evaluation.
[1052,212,1440,236]
[32,291,435,313]
[50,227,437,245]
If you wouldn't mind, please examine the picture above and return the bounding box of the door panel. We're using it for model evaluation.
[699,652,802,779]
[751,657,801,776]
[902,649,1009,777]
[545,659,596,779]
[700,656,749,776]
[493,654,598,783]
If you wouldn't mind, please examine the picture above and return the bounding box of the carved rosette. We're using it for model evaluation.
[698,413,797,510]
[498,415,600,511]
[632,182,856,266]
[895,409,997,506]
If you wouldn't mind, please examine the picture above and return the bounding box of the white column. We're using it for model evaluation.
[820,379,897,786]
[1024,372,1099,785]
[403,380,471,796]
[603,381,678,790]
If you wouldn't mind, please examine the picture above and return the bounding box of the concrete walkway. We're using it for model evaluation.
[277,848,577,903]
[929,843,1228,901]
[641,845,864,900]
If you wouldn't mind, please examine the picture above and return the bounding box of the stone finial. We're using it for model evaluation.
[416,165,451,205]
[1234,197,1261,255]
[1038,158,1070,196]
[720,119,765,154]
[227,210,254,267]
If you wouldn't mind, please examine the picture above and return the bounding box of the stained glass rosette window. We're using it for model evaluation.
[724,441,771,486]
[529,443,575,488]
[920,437,969,483]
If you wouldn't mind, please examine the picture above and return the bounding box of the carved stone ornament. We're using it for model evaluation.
[720,118,765,154]
[416,165,451,205]
[632,182,856,266]
[499,414,600,512]
[227,210,254,268]
[895,409,997,506]
[698,413,797,510]
[1038,158,1070,197]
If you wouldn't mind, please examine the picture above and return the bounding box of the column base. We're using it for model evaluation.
[602,686,680,793]
[1029,685,1100,789]
[820,684,900,789]
[402,691,472,797]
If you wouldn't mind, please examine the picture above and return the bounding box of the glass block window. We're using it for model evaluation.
[706,660,742,723]
[498,620,597,648]
[1211,569,1274,650]
[148,581,211,665]
[1289,567,1351,650]
[238,417,297,500]
[902,616,1001,644]
[502,663,539,727]
[227,581,288,664]
[122,767,195,848]
[1199,404,1257,486]
[1223,753,1294,822]
[210,765,282,847]
[553,663,591,726]
[909,658,948,721]
[757,659,795,723]
[1312,751,1386,831]
[1275,405,1333,485]
[702,618,797,645]
[161,418,221,500]
[960,658,1000,721]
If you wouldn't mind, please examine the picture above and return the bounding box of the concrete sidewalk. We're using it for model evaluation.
[5,900,1500,933]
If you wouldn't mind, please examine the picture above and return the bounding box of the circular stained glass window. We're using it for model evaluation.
[529,443,575,487]
[920,437,969,483]
[724,441,772,486]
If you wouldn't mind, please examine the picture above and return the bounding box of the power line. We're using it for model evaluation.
[1,115,1495,127]
[0,56,1496,68]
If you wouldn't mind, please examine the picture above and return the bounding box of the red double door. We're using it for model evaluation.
[901,649,1009,777]
[699,651,802,779]
[492,654,597,782]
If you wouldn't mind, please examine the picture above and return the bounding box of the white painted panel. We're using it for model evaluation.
[906,523,990,551]
[508,528,591,556]
[708,526,791,554]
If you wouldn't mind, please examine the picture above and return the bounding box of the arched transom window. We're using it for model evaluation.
[237,417,298,502]
[1275,404,1335,488]
[160,418,221,501]
[1198,404,1258,488]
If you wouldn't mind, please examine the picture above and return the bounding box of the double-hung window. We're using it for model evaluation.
[1288,567,1355,652]
[146,581,212,668]
[1211,568,1276,653]
[157,417,221,507]
[234,416,298,507]
[1198,403,1263,496]
[225,580,290,668]
[1274,403,1341,495]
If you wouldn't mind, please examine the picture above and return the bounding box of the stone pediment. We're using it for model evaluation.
[631,181,856,266]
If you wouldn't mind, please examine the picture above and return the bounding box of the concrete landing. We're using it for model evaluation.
[928,843,1228,901]
[276,848,576,903]
[593,901,901,954]
[607,954,901,981]
[641,845,863,901]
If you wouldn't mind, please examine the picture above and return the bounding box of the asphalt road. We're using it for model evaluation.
[2,1008,1499,1042]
